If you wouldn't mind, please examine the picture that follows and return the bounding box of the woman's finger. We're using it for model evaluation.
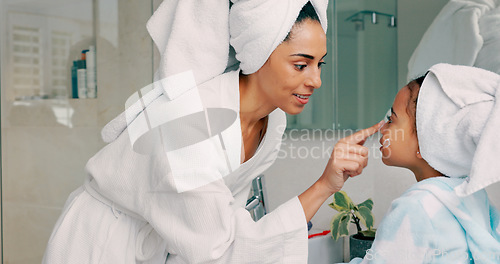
[334,141,369,157]
[333,146,369,177]
[341,121,384,145]
[347,144,369,157]
[334,142,369,157]
[340,160,363,177]
[334,152,366,166]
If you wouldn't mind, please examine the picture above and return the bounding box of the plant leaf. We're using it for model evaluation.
[330,211,351,241]
[357,198,373,211]
[354,206,374,230]
[339,213,351,236]
[328,202,345,212]
[359,229,376,238]
[332,191,354,211]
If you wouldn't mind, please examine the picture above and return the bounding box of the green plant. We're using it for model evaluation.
[329,190,376,241]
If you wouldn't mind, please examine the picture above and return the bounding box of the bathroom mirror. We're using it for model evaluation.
[286,0,449,130]
[287,0,397,130]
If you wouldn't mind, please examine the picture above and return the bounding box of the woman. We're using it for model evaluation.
[43,1,382,263]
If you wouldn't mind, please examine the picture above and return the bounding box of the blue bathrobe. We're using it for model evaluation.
[348,177,500,264]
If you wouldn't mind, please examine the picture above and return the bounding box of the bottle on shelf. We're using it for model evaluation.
[76,49,89,99]
[71,46,97,99]
[86,45,97,98]
[71,60,78,98]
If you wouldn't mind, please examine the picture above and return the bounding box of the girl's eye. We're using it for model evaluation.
[295,64,306,70]
[318,61,326,68]
[386,114,392,124]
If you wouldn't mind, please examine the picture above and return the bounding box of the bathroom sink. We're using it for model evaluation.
[308,233,344,263]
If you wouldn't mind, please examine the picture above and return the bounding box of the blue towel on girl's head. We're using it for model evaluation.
[344,177,500,264]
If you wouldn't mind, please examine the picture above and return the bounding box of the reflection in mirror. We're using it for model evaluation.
[287,0,397,130]
[4,0,94,100]
[2,0,95,130]
[408,0,500,78]
[335,0,397,130]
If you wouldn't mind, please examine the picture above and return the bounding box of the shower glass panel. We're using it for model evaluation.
[0,0,156,262]
[335,0,397,130]
[287,0,397,130]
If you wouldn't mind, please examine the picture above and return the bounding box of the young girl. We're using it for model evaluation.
[349,63,500,263]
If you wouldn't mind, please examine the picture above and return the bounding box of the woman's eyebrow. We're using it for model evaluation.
[290,53,314,59]
[391,107,398,118]
[290,53,327,60]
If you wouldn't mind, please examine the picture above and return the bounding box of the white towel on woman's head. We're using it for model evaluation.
[146,0,231,86]
[146,0,328,84]
[416,63,500,196]
[230,0,328,75]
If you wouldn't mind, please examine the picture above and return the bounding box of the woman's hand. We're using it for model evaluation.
[319,121,384,194]
[299,121,383,222]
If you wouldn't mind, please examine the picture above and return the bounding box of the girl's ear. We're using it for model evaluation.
[416,148,423,159]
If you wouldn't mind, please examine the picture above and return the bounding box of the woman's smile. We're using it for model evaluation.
[293,93,312,104]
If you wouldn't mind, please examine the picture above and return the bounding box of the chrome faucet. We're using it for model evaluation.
[245,175,267,221]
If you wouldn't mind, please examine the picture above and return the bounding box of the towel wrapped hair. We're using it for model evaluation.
[416,63,500,196]
[146,0,328,85]
[230,0,328,74]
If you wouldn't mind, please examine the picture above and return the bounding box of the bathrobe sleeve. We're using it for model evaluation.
[144,182,308,263]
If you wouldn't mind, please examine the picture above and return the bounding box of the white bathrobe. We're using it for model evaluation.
[43,70,309,263]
